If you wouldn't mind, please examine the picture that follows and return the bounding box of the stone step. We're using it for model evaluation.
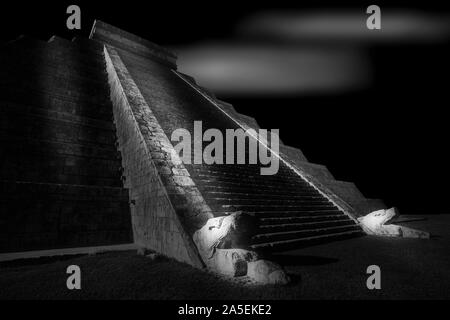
[253,225,360,244]
[197,179,316,191]
[255,209,345,217]
[192,166,296,177]
[258,219,355,233]
[251,230,365,251]
[190,163,293,175]
[259,214,349,225]
[205,197,331,206]
[208,200,334,212]
[215,206,341,216]
[192,169,297,181]
[203,191,324,200]
[220,204,337,213]
[194,172,305,185]
[191,166,295,178]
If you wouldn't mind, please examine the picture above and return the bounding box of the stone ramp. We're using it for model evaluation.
[0,36,132,253]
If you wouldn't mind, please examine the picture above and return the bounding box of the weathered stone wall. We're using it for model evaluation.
[0,37,133,253]
[104,46,210,268]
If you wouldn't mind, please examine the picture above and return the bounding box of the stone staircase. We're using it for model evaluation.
[0,36,132,253]
[170,74,372,253]
[190,162,363,252]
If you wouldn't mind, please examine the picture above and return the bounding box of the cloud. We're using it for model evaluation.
[236,9,450,43]
[175,44,370,96]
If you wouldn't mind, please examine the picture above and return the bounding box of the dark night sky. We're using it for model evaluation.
[1,1,449,214]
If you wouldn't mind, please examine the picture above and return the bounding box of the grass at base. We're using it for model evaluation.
[0,251,261,300]
[1,215,449,299]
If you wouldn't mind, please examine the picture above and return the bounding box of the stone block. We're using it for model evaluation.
[208,248,258,277]
[247,260,290,285]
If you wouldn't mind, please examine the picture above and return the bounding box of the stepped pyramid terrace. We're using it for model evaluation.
[0,20,401,282]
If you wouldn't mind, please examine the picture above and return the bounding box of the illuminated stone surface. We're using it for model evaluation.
[193,212,256,259]
[210,248,258,277]
[358,208,430,238]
